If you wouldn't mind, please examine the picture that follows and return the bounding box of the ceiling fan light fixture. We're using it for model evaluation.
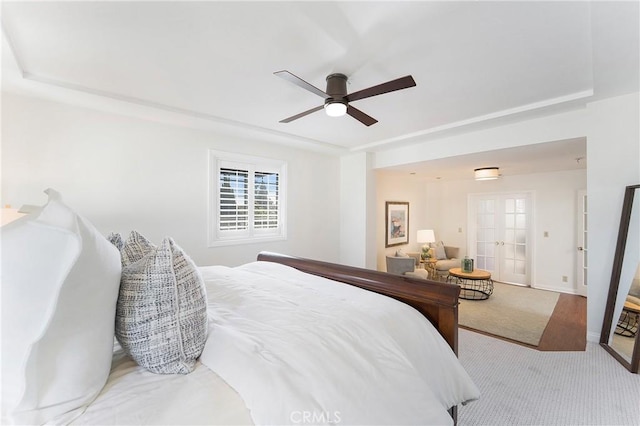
[274,70,415,125]
[324,100,347,117]
[474,167,500,181]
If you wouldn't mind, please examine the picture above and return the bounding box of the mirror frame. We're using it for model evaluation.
[600,184,640,373]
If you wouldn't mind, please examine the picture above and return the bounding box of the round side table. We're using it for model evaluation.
[615,300,640,337]
[447,267,494,300]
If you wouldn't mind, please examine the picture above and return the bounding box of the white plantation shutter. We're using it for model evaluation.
[254,171,279,230]
[209,151,287,246]
[219,168,249,231]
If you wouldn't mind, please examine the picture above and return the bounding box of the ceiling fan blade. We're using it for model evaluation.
[274,70,327,98]
[345,75,416,103]
[347,105,378,126]
[279,105,324,123]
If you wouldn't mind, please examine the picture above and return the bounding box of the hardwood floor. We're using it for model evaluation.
[460,292,587,352]
[537,293,587,351]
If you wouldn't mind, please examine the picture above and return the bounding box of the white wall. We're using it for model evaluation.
[433,170,587,295]
[375,171,428,270]
[586,93,640,340]
[1,93,342,266]
[339,152,376,268]
[376,169,586,294]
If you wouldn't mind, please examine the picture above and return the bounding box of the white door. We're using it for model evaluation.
[469,192,532,286]
[576,190,588,296]
[473,197,498,275]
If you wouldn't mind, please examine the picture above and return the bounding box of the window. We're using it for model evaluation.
[209,151,287,246]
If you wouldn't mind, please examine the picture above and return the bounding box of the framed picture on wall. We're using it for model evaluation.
[385,201,409,247]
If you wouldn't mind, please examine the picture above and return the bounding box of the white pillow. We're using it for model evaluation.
[434,241,447,260]
[1,189,122,425]
[115,236,208,374]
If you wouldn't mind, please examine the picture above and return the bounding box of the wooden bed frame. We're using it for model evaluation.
[257,251,461,354]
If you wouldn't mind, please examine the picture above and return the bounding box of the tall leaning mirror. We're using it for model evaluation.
[600,184,640,373]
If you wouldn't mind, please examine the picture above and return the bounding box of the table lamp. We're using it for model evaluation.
[416,229,436,260]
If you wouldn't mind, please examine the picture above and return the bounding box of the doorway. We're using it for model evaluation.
[468,192,533,286]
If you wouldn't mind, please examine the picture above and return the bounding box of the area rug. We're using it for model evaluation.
[458,282,560,346]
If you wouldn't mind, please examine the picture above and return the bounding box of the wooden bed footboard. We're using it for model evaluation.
[256,251,461,355]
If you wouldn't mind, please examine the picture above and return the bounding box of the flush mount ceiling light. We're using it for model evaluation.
[324,100,347,117]
[474,167,500,181]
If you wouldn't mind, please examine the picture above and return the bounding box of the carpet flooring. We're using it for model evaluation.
[458,329,640,425]
[459,282,560,346]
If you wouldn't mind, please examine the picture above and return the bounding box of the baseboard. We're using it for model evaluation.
[586,331,601,343]
[530,284,580,295]
[496,281,581,296]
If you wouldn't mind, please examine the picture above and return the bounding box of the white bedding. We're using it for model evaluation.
[199,261,479,425]
[75,261,478,425]
[71,343,252,425]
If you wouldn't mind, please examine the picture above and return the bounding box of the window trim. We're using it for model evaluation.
[208,150,287,247]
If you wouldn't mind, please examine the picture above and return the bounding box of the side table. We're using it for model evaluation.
[421,258,438,280]
[447,267,494,300]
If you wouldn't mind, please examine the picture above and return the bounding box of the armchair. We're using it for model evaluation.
[385,252,429,280]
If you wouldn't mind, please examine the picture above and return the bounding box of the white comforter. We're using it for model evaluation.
[199,261,479,425]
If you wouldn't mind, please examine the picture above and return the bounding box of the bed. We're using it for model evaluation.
[1,190,479,425]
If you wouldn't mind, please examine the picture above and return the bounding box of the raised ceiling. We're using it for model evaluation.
[380,137,588,181]
[1,1,638,163]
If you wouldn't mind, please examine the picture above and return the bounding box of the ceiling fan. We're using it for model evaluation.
[274,70,416,126]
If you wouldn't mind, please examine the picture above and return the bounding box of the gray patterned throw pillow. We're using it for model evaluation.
[115,236,207,374]
[120,230,156,266]
[106,232,124,251]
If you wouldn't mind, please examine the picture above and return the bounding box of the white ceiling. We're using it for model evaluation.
[1,1,638,176]
[380,137,587,181]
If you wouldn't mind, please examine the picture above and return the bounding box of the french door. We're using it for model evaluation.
[576,190,588,296]
[468,192,532,286]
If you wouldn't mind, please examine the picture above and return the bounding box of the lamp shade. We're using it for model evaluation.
[474,167,500,181]
[417,229,436,243]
